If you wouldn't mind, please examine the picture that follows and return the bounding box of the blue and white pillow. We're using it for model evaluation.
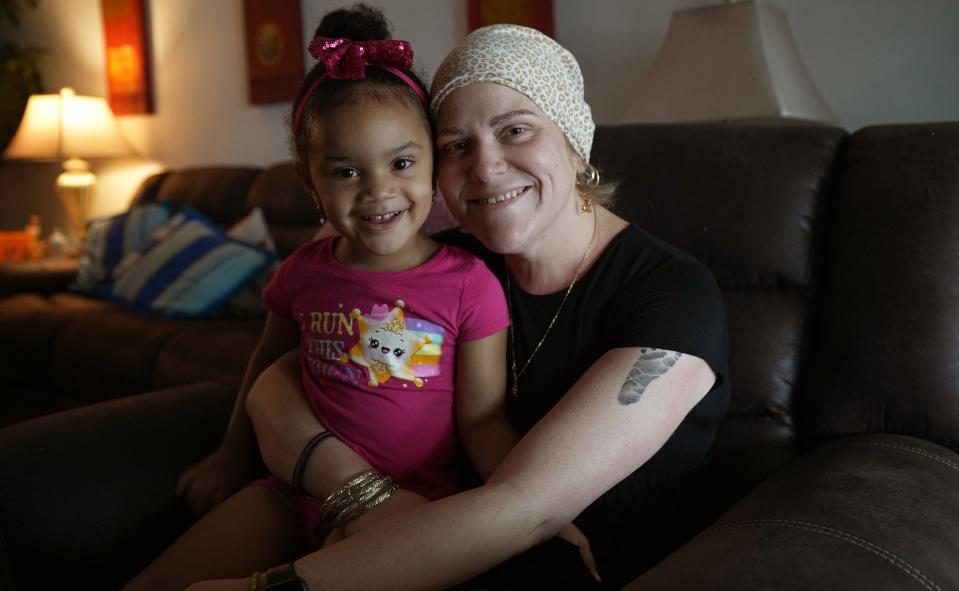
[109,208,276,318]
[72,202,173,294]
[225,206,280,316]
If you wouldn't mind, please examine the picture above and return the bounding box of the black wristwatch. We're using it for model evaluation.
[264,562,309,590]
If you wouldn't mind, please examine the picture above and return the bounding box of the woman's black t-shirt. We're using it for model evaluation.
[439,225,730,587]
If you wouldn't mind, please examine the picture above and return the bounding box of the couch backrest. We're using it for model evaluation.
[245,163,320,257]
[592,123,847,493]
[127,123,959,489]
[804,122,959,455]
[130,163,319,258]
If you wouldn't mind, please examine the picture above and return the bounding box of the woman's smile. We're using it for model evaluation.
[469,186,531,206]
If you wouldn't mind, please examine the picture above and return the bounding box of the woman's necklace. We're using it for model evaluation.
[506,210,598,397]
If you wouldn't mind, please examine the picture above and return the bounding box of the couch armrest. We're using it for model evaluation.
[0,377,241,590]
[625,434,959,591]
[0,258,79,297]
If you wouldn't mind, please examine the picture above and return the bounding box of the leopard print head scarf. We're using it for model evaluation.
[430,24,595,162]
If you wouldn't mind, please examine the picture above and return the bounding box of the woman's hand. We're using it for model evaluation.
[176,444,254,516]
[557,523,601,582]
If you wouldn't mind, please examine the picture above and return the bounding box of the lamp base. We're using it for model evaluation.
[56,157,96,248]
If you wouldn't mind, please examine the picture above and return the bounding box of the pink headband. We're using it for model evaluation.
[293,37,428,133]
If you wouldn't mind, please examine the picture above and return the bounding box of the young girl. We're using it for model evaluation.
[249,4,514,550]
[128,6,593,590]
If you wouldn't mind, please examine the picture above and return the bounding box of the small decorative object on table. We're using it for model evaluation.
[0,231,36,262]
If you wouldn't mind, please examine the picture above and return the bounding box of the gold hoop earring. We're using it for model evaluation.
[576,163,600,213]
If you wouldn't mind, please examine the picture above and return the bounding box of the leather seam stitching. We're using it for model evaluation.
[848,441,959,474]
[704,519,940,591]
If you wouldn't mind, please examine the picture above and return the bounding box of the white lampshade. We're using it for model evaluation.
[4,88,137,248]
[4,88,136,160]
[624,0,833,124]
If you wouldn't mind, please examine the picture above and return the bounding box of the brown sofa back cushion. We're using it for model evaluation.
[592,123,847,490]
[805,123,959,453]
[131,164,320,259]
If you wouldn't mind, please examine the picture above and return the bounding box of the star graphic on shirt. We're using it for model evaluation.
[341,299,430,388]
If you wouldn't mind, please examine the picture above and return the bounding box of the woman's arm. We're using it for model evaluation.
[176,312,299,515]
[269,346,716,591]
[455,328,599,578]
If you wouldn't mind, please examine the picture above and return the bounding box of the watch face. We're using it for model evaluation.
[265,564,308,590]
[265,581,307,591]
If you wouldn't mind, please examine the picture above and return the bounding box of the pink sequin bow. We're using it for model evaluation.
[308,37,414,80]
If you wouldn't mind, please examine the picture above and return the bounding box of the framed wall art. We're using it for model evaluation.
[101,0,153,114]
[243,0,305,104]
[468,0,554,36]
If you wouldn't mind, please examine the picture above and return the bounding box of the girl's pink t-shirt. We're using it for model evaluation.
[264,237,508,499]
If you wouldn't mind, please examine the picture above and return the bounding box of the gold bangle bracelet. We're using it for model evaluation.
[322,471,398,528]
[320,471,379,523]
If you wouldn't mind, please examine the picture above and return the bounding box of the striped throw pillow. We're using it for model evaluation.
[72,202,173,294]
[109,209,276,318]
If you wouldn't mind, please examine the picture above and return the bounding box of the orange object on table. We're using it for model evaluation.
[0,231,37,262]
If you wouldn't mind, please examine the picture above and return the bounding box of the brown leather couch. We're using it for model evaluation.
[0,164,318,426]
[0,122,957,590]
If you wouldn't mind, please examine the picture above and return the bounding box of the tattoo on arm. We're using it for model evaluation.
[618,348,682,406]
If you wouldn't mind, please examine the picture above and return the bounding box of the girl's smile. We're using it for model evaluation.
[304,97,436,272]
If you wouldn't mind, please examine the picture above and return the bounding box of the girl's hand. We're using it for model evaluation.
[184,577,247,591]
[176,445,254,516]
[557,523,601,582]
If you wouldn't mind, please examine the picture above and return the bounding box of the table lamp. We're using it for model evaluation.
[624,0,833,124]
[3,87,137,244]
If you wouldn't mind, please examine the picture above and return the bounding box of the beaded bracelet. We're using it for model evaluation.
[292,431,337,495]
[249,570,261,591]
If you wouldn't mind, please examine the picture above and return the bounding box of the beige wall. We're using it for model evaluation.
[3,0,958,234]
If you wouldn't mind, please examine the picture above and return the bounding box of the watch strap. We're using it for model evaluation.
[264,562,308,591]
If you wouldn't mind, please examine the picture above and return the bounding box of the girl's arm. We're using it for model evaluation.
[246,352,429,535]
[176,312,299,515]
[246,350,374,497]
[454,329,516,480]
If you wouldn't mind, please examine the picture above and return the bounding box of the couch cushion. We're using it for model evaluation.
[45,307,260,406]
[152,319,262,390]
[626,434,959,591]
[0,293,113,394]
[805,122,959,454]
[50,307,192,403]
[0,379,240,590]
[131,167,262,227]
[245,162,320,258]
[592,123,847,493]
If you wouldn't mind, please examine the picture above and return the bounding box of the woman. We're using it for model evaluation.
[192,24,728,591]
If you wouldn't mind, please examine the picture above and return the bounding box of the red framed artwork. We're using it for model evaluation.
[242,0,305,104]
[468,0,554,37]
[101,0,153,114]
